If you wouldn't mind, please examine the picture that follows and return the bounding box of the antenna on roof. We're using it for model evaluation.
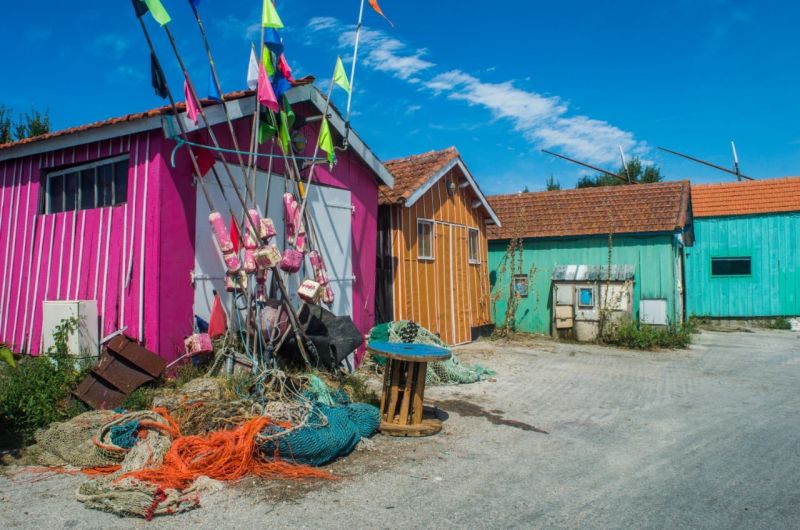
[619,145,632,184]
[542,149,630,184]
[731,141,741,182]
[657,145,754,181]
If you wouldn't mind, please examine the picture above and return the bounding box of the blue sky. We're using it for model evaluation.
[2,0,800,193]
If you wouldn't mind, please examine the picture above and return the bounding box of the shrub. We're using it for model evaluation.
[602,319,694,350]
[762,317,792,330]
[0,318,89,447]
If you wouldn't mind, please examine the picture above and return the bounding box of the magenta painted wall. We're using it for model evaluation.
[0,132,174,357]
[0,98,381,366]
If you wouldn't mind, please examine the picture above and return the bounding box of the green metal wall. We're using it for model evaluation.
[488,234,682,334]
[685,213,800,317]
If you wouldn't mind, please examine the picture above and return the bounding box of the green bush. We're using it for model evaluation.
[602,319,694,350]
[0,318,89,447]
[762,317,792,330]
[0,353,88,447]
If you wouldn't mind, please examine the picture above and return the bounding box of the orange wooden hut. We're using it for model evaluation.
[375,147,501,345]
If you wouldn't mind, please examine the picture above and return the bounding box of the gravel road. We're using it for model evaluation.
[2,329,799,529]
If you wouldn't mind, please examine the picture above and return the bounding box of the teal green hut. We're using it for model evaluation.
[686,178,800,319]
[487,181,693,335]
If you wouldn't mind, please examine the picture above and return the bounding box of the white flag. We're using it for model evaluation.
[246,47,259,91]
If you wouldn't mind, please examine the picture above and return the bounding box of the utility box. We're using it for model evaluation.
[41,301,99,357]
[551,265,635,342]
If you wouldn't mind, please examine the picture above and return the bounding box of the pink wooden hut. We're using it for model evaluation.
[0,86,394,364]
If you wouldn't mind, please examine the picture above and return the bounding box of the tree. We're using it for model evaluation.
[0,105,51,144]
[575,157,663,188]
[546,175,561,191]
[521,185,530,193]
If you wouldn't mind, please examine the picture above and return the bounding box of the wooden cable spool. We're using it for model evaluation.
[367,341,451,437]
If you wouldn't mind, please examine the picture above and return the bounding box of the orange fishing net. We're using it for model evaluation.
[121,413,333,490]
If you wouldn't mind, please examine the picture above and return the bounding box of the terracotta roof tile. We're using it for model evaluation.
[691,177,800,217]
[380,147,459,205]
[487,181,691,240]
[0,91,262,152]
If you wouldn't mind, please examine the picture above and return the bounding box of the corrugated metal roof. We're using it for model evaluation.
[691,177,800,218]
[552,264,635,281]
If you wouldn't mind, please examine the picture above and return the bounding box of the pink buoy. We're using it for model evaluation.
[209,211,233,253]
[260,218,277,241]
[244,209,260,249]
[223,250,241,272]
[280,248,304,273]
[254,244,281,269]
[243,248,256,273]
[323,285,335,305]
[297,279,323,304]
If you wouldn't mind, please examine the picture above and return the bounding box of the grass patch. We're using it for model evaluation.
[602,319,695,350]
[762,317,792,330]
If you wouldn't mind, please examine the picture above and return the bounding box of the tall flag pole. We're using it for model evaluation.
[131,0,217,214]
[187,0,251,179]
[343,0,366,146]
[296,59,345,223]
[159,23,261,238]
[344,0,393,147]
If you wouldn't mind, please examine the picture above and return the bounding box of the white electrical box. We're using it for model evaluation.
[41,300,99,357]
[640,299,668,326]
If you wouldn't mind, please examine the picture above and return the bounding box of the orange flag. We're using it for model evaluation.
[368,0,394,27]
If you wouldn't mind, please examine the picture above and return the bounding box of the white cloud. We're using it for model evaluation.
[94,34,130,60]
[216,14,260,41]
[307,18,646,165]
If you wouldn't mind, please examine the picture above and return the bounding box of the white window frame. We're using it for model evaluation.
[417,219,434,261]
[44,154,129,214]
[468,228,480,264]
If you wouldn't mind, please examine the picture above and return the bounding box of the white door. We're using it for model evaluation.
[193,162,353,326]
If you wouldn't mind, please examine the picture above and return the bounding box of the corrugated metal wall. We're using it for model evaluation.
[390,169,492,345]
[488,234,681,334]
[685,213,800,317]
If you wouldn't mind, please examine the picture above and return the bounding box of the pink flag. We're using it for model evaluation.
[277,54,295,83]
[257,62,279,113]
[184,79,200,125]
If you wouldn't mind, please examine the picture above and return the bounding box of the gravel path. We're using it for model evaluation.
[2,329,799,529]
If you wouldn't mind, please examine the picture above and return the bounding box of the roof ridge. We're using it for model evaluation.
[385,146,458,166]
[488,180,686,200]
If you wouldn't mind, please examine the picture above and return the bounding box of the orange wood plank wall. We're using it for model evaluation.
[389,167,492,345]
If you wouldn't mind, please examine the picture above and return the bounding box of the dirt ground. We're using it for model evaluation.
[2,329,800,529]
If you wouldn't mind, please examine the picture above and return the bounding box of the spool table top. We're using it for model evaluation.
[368,341,452,363]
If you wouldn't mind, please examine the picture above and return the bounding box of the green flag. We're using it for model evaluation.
[262,45,275,78]
[277,97,295,154]
[318,117,335,168]
[262,0,284,28]
[258,110,277,144]
[333,57,351,94]
[143,0,171,25]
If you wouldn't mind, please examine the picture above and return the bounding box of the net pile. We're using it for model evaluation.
[368,321,494,385]
[259,381,380,466]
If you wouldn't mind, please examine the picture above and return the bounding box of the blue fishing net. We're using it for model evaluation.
[260,377,380,467]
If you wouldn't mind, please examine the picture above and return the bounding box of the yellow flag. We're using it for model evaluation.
[333,57,351,94]
[318,117,335,168]
[262,0,284,28]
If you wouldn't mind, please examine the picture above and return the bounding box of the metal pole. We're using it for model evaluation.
[657,146,754,181]
[542,149,629,184]
[162,25,262,237]
[619,145,632,184]
[296,65,338,223]
[731,141,741,182]
[344,0,366,146]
